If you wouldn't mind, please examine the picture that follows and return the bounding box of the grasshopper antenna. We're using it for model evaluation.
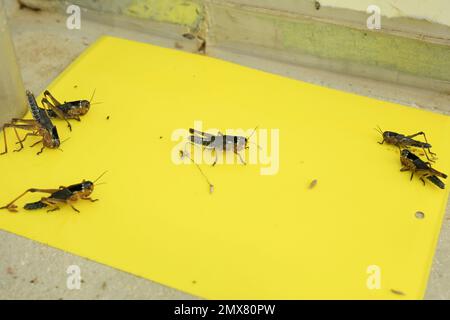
[57,137,71,152]
[89,89,96,104]
[247,126,259,139]
[93,171,108,185]
[374,125,384,137]
[88,89,104,106]
[248,141,262,150]
[94,182,107,187]
[246,125,262,150]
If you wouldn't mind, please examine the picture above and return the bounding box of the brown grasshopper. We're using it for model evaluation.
[400,149,447,189]
[0,172,106,213]
[1,90,60,156]
[40,90,96,131]
[376,126,437,161]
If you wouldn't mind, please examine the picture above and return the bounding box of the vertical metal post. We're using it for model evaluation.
[0,0,27,127]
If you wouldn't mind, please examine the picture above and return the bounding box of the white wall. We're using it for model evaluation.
[321,0,450,26]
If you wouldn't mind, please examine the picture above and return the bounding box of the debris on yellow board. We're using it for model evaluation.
[0,36,449,299]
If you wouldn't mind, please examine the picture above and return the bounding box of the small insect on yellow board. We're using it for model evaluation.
[0,36,449,299]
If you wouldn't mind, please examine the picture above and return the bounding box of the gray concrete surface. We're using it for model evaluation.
[0,3,449,299]
[0,232,198,299]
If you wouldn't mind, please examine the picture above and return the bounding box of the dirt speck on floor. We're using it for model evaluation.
[6,266,16,276]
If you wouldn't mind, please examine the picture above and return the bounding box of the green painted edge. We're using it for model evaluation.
[276,16,450,82]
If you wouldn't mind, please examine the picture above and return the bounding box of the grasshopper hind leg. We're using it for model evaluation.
[39,198,61,213]
[407,131,437,160]
[17,132,39,144]
[211,149,218,166]
[41,97,73,131]
[1,124,27,154]
[234,150,247,165]
[42,197,80,213]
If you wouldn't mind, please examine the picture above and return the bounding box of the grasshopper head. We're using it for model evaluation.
[86,171,107,196]
[383,131,398,140]
[77,89,96,116]
[78,100,91,115]
[400,149,418,162]
[81,180,95,195]
[43,126,60,149]
[375,126,401,145]
[233,135,248,151]
[400,149,410,158]
[69,89,97,117]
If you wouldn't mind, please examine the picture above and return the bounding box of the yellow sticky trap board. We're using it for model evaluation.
[0,36,449,299]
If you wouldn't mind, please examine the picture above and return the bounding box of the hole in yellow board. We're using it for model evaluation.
[415,211,425,219]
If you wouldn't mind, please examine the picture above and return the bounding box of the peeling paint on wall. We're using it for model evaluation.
[125,0,204,29]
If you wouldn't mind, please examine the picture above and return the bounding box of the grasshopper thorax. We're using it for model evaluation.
[400,149,414,168]
[400,149,419,163]
[400,149,410,158]
[382,131,404,145]
[80,180,95,195]
[234,135,248,151]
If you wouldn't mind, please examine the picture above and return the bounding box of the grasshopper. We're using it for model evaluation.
[400,149,447,189]
[0,172,106,213]
[41,90,96,131]
[1,90,60,156]
[376,126,437,161]
[187,127,258,166]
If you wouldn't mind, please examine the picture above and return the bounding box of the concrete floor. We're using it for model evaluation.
[0,5,449,299]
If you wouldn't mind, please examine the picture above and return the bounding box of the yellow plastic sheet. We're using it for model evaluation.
[0,36,449,299]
